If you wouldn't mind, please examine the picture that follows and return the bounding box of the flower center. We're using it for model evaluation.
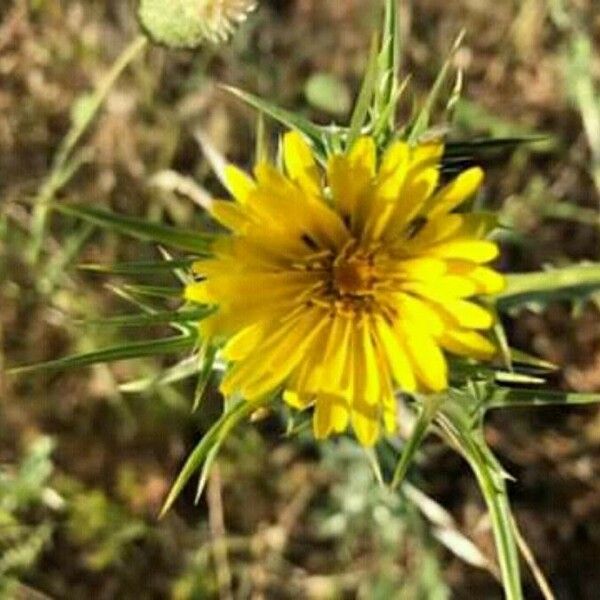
[332,251,375,298]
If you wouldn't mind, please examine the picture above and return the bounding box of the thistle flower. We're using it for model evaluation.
[198,0,257,43]
[185,132,505,446]
[138,0,257,48]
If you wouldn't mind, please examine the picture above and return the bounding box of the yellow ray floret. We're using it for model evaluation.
[186,131,505,446]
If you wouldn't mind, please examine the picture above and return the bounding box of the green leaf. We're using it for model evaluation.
[160,399,260,517]
[497,263,600,310]
[510,349,557,373]
[348,35,380,147]
[390,397,442,490]
[80,307,214,328]
[54,203,215,254]
[373,0,401,134]
[480,385,600,411]
[121,284,183,299]
[119,355,202,393]
[79,258,196,275]
[222,86,327,157]
[408,30,465,142]
[305,73,352,117]
[10,335,196,375]
[193,344,218,411]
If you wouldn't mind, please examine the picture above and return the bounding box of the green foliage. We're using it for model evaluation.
[67,489,147,571]
[317,441,450,599]
[0,438,56,588]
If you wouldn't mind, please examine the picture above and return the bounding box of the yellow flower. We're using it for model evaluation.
[186,132,505,446]
[198,0,257,43]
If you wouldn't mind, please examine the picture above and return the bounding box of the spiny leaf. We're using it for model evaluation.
[510,349,557,373]
[10,335,196,375]
[121,284,183,299]
[193,344,218,411]
[79,307,214,328]
[54,204,214,254]
[374,0,401,132]
[481,385,600,411]
[222,86,327,157]
[390,397,441,490]
[79,258,196,275]
[119,355,202,393]
[497,263,600,310]
[160,399,259,517]
[348,34,379,147]
[408,30,465,142]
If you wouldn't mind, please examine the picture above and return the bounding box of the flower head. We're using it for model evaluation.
[186,132,505,445]
[138,0,257,49]
[198,0,257,43]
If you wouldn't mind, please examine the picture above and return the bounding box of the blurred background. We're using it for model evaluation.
[1,0,600,598]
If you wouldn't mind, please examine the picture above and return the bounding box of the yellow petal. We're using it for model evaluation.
[354,322,381,406]
[374,316,417,392]
[351,399,380,446]
[396,258,447,281]
[210,200,249,231]
[327,137,375,223]
[349,136,377,175]
[283,131,321,196]
[320,317,353,397]
[425,167,484,219]
[393,293,446,337]
[441,300,495,330]
[382,167,440,237]
[224,165,255,204]
[409,141,444,170]
[428,240,500,263]
[375,141,410,200]
[403,275,478,299]
[399,323,448,392]
[440,329,497,360]
[221,311,324,398]
[185,282,211,304]
[222,322,267,361]
[313,395,350,439]
[283,389,313,409]
[447,262,506,295]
